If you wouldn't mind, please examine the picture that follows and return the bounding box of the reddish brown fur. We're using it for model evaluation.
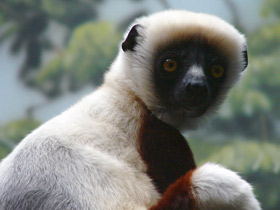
[137,106,196,195]
[150,170,196,210]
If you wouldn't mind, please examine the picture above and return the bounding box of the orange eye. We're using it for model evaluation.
[211,65,224,78]
[163,59,178,72]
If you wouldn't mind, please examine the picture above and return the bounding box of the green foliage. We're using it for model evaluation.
[189,137,280,210]
[65,22,120,89]
[33,55,65,97]
[250,51,280,86]
[0,141,10,159]
[41,0,100,28]
[1,118,41,143]
[0,118,41,159]
[208,140,280,173]
[262,0,280,17]
[249,23,280,56]
[248,172,280,210]
[251,52,280,116]
[224,83,271,118]
[0,0,101,79]
[31,22,120,97]
[189,138,280,173]
[0,14,3,25]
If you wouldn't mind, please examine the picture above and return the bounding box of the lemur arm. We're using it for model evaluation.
[139,111,261,210]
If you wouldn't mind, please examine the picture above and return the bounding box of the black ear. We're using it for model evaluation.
[122,24,141,52]
[241,47,248,71]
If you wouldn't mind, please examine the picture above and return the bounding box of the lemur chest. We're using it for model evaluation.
[137,111,196,194]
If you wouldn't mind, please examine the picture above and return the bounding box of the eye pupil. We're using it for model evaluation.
[211,65,224,78]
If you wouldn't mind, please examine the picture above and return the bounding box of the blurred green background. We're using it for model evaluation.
[0,0,279,209]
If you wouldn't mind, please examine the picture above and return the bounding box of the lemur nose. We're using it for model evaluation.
[185,80,208,96]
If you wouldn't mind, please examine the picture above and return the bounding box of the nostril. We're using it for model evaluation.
[185,82,208,96]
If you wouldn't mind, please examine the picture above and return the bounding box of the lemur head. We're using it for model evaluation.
[107,10,248,129]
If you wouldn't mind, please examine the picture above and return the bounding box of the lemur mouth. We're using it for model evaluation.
[171,93,211,118]
[164,101,209,118]
[187,93,212,115]
[184,106,208,118]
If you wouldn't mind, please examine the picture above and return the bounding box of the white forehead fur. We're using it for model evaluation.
[187,65,205,78]
[106,10,247,129]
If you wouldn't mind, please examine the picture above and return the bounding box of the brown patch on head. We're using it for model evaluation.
[150,169,197,210]
[146,24,243,70]
[137,106,196,195]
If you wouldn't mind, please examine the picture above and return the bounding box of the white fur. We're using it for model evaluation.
[192,163,261,210]
[187,65,205,78]
[0,87,159,209]
[0,10,260,210]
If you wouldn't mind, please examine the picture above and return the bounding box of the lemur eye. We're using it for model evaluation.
[210,65,224,78]
[163,59,178,72]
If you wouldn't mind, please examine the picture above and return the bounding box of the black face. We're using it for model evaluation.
[153,38,228,118]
